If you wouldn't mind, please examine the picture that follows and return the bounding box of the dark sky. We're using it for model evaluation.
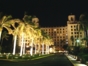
[0,0,88,27]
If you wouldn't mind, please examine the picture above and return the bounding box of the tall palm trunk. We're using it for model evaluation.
[30,38,33,56]
[47,45,49,54]
[0,31,2,40]
[87,30,88,36]
[20,33,24,56]
[42,43,44,55]
[85,30,88,46]
[34,44,37,54]
[12,35,17,55]
[46,45,48,54]
[38,44,41,55]
[23,42,25,55]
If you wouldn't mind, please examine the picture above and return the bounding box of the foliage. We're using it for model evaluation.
[70,36,74,46]
[0,12,54,56]
[67,46,72,54]
[79,13,88,30]
[0,45,2,52]
[23,14,35,26]
[63,44,68,50]
[1,31,9,40]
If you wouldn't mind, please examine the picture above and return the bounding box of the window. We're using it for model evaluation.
[74,32,76,34]
[71,17,73,21]
[80,32,82,34]
[71,32,73,34]
[75,36,76,38]
[74,26,75,28]
[71,29,73,31]
[60,36,62,38]
[71,26,73,28]
[80,35,82,37]
[74,29,76,31]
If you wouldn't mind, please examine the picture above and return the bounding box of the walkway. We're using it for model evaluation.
[65,54,87,66]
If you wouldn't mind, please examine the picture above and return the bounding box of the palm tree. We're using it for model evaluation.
[0,31,9,52]
[79,13,88,46]
[33,36,37,54]
[18,22,25,56]
[18,22,35,56]
[44,36,51,54]
[4,18,21,55]
[14,22,29,56]
[32,28,41,55]
[70,36,74,46]
[35,28,42,55]
[12,26,20,55]
[0,14,13,52]
[41,31,52,54]
[9,18,33,56]
[0,15,12,40]
[22,14,39,56]
[23,13,38,29]
[29,28,37,56]
[1,31,9,45]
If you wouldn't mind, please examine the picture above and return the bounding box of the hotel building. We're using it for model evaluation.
[41,15,85,48]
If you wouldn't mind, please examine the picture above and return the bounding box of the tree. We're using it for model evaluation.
[12,25,20,55]
[22,13,38,28]
[70,36,74,46]
[0,31,9,52]
[22,14,39,56]
[0,15,13,40]
[5,19,21,55]
[63,44,68,50]
[79,13,88,46]
[0,31,9,45]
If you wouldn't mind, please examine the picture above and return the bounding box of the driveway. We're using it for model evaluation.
[0,53,73,66]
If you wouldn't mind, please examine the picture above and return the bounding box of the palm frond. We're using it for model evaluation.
[1,31,9,40]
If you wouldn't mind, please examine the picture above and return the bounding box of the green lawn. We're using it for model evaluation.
[0,54,54,62]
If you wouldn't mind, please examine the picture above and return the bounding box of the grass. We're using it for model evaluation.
[31,54,53,60]
[0,54,54,62]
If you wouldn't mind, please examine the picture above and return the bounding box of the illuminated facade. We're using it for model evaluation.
[41,15,85,47]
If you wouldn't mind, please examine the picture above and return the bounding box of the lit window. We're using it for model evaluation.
[71,32,73,34]
[54,29,56,31]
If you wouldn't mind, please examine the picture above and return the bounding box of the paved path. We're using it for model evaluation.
[0,53,73,66]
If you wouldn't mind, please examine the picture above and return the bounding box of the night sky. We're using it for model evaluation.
[0,0,88,27]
